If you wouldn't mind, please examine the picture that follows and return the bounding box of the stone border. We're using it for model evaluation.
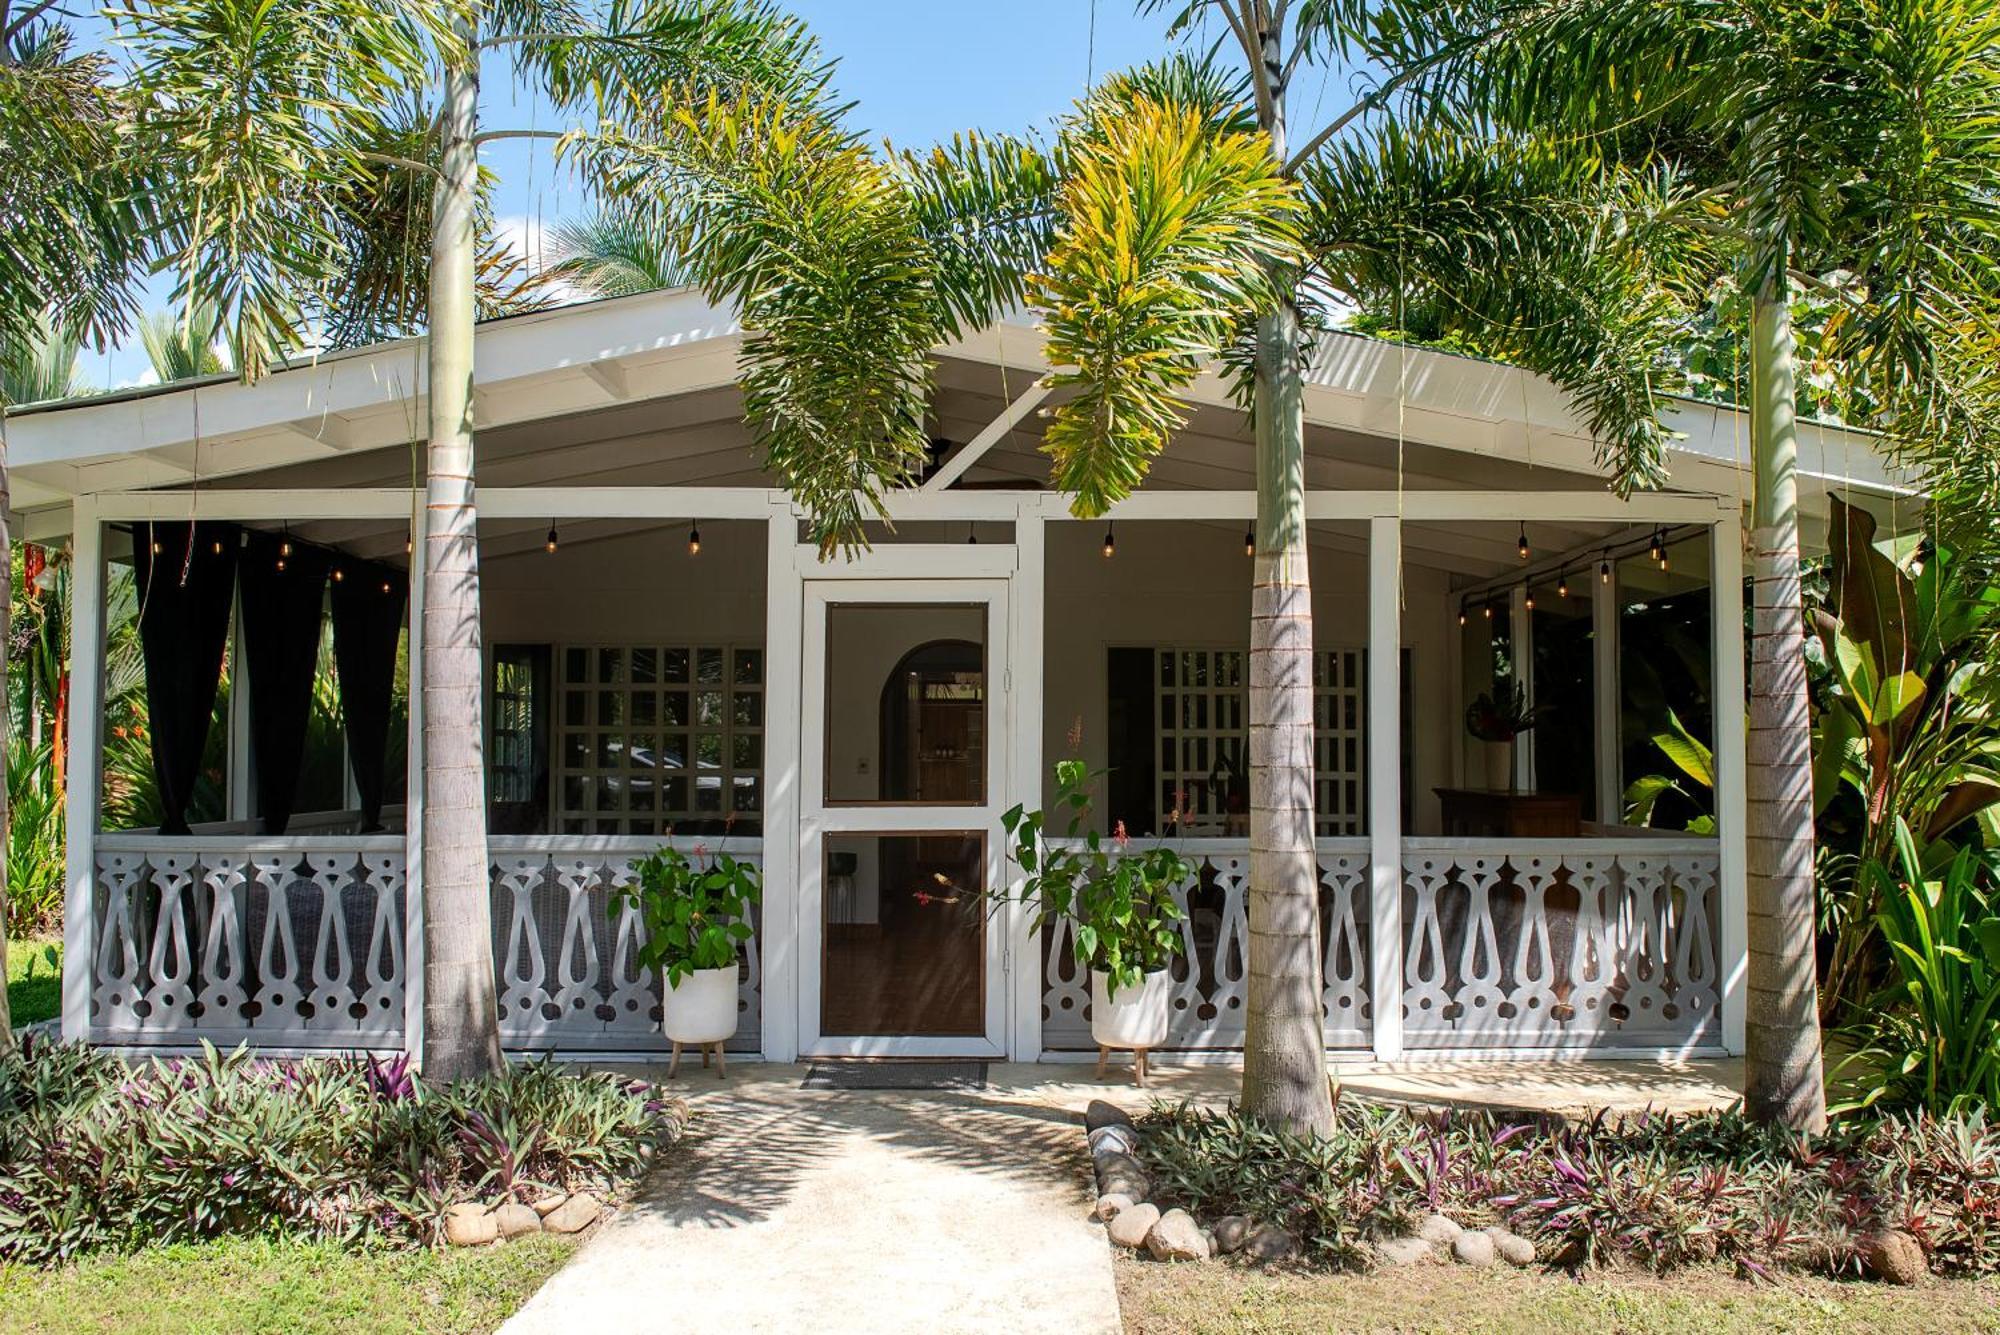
[1081,1099,1535,1271]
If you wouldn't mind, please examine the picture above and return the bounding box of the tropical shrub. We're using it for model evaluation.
[1839,829,2000,1117]
[0,1040,686,1266]
[5,739,64,936]
[1138,1099,2000,1278]
[1000,760,1194,997]
[611,842,760,986]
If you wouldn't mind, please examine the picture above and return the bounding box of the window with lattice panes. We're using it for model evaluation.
[555,644,763,835]
[1150,645,1367,838]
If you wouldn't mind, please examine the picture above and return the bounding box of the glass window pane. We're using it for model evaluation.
[824,603,986,804]
[820,832,985,1037]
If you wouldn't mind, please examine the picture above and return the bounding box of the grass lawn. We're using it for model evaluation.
[0,1235,574,1335]
[1118,1256,2000,1334]
[7,936,60,1028]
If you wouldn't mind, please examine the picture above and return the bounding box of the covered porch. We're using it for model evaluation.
[11,290,1905,1067]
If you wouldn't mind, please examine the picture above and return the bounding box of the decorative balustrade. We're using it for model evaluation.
[1400,838,1721,1051]
[88,835,761,1053]
[1040,839,1373,1052]
[488,836,762,1054]
[91,835,408,1047]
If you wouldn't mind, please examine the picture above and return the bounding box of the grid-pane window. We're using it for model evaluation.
[555,643,763,835]
[1151,644,1366,837]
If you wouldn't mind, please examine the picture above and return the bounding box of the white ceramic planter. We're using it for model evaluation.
[661,965,739,1046]
[1482,739,1516,791]
[1091,968,1171,1050]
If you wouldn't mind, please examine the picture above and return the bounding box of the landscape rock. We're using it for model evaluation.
[1093,1193,1135,1222]
[1863,1230,1927,1286]
[1488,1228,1537,1267]
[1417,1213,1463,1245]
[529,1191,568,1218]
[1450,1230,1497,1267]
[1094,1151,1150,1201]
[1145,1209,1211,1262]
[1243,1224,1300,1263]
[1087,1124,1139,1158]
[1107,1202,1162,1250]
[1374,1236,1435,1267]
[541,1191,602,1235]
[494,1202,543,1239]
[1210,1215,1253,1254]
[1086,1099,1135,1132]
[443,1203,498,1247]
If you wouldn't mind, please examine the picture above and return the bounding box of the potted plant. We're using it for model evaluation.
[611,842,760,1077]
[999,759,1195,1084]
[1465,678,1546,790]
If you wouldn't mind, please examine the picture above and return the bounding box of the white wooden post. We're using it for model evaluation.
[226,608,254,825]
[1367,515,1404,1062]
[402,499,427,1056]
[759,502,804,1062]
[1592,556,1621,823]
[1008,511,1046,1060]
[61,499,104,1042]
[1711,506,1749,1053]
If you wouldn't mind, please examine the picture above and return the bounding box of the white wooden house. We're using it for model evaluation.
[6,288,1913,1064]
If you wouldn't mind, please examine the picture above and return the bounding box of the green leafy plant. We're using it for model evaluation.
[5,739,64,936]
[999,759,1193,999]
[1838,827,2000,1117]
[1623,709,1718,835]
[610,844,760,988]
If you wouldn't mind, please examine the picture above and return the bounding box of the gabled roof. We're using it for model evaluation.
[5,285,1916,527]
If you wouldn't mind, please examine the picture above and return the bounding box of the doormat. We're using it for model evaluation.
[801,1061,989,1091]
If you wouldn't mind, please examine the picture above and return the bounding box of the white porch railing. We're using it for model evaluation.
[87,834,761,1053]
[91,834,408,1048]
[1040,837,1374,1053]
[1400,837,1721,1052]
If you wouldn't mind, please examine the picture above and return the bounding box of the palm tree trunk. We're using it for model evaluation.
[418,20,501,1081]
[1743,267,1826,1131]
[0,422,14,1054]
[1243,297,1334,1135]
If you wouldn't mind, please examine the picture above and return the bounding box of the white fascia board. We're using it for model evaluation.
[6,288,741,486]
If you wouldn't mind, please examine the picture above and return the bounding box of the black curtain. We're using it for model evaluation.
[238,530,332,835]
[133,521,239,835]
[332,562,408,832]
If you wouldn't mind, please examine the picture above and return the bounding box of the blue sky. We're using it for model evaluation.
[76,2,1362,387]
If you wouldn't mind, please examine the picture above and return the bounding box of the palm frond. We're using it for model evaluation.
[1031,95,1303,516]
[138,294,230,383]
[0,315,90,408]
[543,208,689,298]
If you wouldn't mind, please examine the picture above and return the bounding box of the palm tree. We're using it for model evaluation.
[1352,0,2000,1132]
[599,15,1689,1133]
[137,296,229,383]
[63,0,829,1080]
[544,207,690,298]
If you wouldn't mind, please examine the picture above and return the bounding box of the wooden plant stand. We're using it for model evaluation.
[1097,1044,1151,1088]
[667,1040,729,1080]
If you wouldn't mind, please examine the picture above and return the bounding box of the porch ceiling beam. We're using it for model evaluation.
[920,380,1051,492]
[580,359,631,402]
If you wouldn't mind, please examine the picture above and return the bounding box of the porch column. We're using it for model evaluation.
[60,498,104,1042]
[402,499,427,1055]
[1711,506,1749,1053]
[759,501,804,1062]
[1592,556,1621,823]
[1367,515,1404,1062]
[1008,509,1046,1060]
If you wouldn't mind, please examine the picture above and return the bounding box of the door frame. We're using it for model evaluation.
[796,574,1014,1058]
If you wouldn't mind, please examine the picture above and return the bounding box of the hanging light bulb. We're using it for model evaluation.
[212,538,224,556]
[1244,527,1255,557]
[1457,605,1468,627]
[1524,584,1536,611]
[1557,569,1569,599]
[279,528,293,559]
[1482,601,1493,621]
[545,523,559,555]
[150,536,163,557]
[405,529,414,556]
[966,523,977,545]
[1660,545,1671,573]
[1600,550,1612,584]
[1650,528,1664,563]
[1518,522,1530,561]
[332,565,344,583]
[687,522,701,556]
[381,579,392,595]
[1102,523,1115,559]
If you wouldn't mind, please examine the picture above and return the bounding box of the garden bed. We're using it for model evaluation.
[1083,1097,2000,1285]
[0,1038,688,1266]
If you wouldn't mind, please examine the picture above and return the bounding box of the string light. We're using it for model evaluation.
[1102,522,1115,559]
[381,579,392,595]
[966,523,977,545]
[1244,526,1254,557]
[211,539,224,556]
[279,527,293,560]
[545,523,559,555]
[1482,601,1493,620]
[332,566,344,583]
[687,522,701,556]
[1517,522,1530,561]
[405,529,414,556]
[1524,584,1536,611]
[1457,605,1468,627]
[1600,551,1612,583]
[1557,569,1569,599]
[1649,527,1664,563]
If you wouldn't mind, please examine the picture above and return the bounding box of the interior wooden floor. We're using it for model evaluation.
[821,918,984,1037]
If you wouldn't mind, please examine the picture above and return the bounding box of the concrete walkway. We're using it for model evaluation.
[500,1056,1738,1335]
